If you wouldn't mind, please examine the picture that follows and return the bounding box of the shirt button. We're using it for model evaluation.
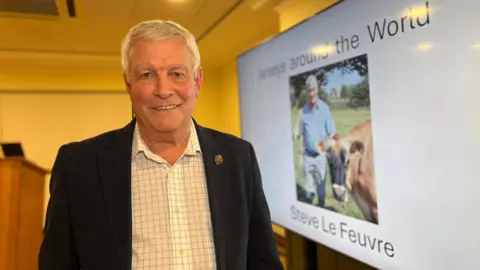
[175,207,180,213]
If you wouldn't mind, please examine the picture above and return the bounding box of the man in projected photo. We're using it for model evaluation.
[296,74,347,207]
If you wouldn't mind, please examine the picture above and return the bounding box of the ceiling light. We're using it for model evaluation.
[311,44,335,55]
[248,0,269,10]
[416,43,432,51]
[408,7,429,17]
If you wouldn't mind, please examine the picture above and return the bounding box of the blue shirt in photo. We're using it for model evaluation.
[300,99,336,155]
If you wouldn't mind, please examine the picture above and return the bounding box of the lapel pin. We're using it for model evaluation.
[214,154,223,165]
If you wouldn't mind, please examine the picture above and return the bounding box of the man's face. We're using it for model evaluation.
[124,37,202,133]
[307,85,318,104]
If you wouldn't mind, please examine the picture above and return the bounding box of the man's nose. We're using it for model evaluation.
[153,75,174,98]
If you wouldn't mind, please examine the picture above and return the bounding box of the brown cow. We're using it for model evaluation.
[327,119,378,224]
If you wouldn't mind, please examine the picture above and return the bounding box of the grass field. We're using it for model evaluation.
[291,106,371,221]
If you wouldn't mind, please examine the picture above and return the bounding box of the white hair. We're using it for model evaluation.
[305,74,318,89]
[121,19,201,77]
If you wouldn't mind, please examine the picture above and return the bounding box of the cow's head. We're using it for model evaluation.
[326,138,365,196]
[325,138,349,201]
[344,140,365,190]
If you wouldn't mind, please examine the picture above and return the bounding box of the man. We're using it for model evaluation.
[294,74,346,208]
[38,20,283,270]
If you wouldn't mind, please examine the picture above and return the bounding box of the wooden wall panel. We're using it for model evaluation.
[0,159,47,270]
[0,161,20,270]
[273,225,376,270]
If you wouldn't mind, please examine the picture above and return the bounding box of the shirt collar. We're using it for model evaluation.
[131,119,202,160]
[185,120,202,156]
[305,102,320,112]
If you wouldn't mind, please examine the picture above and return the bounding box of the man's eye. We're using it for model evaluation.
[141,72,154,79]
[170,72,185,78]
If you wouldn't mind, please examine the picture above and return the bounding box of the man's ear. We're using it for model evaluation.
[123,72,132,94]
[194,67,203,97]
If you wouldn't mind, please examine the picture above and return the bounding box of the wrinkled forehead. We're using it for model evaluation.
[128,37,194,69]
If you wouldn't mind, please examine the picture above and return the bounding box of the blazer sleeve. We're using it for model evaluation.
[246,143,285,270]
[38,144,80,270]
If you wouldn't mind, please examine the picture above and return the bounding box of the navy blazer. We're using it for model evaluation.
[38,118,284,270]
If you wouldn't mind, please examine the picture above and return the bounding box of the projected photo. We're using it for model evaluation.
[290,53,378,224]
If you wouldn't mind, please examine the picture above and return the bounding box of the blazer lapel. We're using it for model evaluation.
[97,119,135,269]
[195,121,230,270]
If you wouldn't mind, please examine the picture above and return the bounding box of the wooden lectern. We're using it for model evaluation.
[0,158,48,270]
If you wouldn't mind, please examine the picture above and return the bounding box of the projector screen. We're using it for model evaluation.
[237,0,480,269]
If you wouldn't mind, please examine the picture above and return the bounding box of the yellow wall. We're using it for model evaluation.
[218,60,242,137]
[0,65,124,92]
[275,0,340,31]
[193,68,224,131]
[0,93,131,168]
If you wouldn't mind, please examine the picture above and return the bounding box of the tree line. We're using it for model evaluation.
[289,54,370,110]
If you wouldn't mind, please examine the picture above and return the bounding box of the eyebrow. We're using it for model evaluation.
[168,65,189,71]
[132,64,189,71]
[132,65,155,72]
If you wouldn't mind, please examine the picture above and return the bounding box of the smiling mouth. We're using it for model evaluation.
[153,104,179,110]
